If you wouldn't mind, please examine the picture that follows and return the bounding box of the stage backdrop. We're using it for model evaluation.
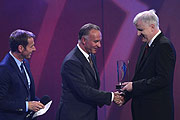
[0,0,179,120]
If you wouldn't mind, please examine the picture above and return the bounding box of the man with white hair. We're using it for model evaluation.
[121,9,176,120]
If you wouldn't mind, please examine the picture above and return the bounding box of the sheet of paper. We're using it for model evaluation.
[32,100,52,119]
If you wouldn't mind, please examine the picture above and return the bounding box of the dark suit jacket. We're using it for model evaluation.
[56,47,112,120]
[125,33,176,120]
[0,53,37,120]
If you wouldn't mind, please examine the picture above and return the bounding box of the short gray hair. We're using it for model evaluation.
[78,23,100,40]
[133,9,159,28]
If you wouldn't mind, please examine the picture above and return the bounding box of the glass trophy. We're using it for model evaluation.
[116,60,129,95]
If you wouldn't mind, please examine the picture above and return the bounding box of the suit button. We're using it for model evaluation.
[26,97,28,101]
[16,108,23,111]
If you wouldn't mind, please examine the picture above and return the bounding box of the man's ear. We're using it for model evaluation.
[81,37,86,45]
[18,45,24,53]
[150,24,155,31]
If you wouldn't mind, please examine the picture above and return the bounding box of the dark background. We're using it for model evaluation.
[0,0,179,120]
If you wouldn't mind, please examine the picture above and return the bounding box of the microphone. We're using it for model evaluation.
[40,95,51,105]
[26,95,51,118]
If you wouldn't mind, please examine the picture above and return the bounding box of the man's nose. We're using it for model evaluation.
[137,31,141,36]
[33,46,36,51]
[97,42,101,48]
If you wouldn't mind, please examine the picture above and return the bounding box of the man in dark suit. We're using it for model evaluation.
[56,23,122,120]
[0,29,44,120]
[121,10,176,120]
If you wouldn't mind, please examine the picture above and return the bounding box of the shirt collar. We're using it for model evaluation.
[148,30,161,47]
[77,43,90,62]
[9,51,23,70]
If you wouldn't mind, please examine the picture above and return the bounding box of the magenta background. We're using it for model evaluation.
[0,0,179,120]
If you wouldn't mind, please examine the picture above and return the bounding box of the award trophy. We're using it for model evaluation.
[116,60,129,95]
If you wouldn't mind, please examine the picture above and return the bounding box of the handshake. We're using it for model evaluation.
[113,91,125,106]
[113,82,133,106]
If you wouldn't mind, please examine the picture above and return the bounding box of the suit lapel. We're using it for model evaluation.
[75,47,100,85]
[8,54,30,93]
[136,33,163,73]
[138,45,153,71]
[136,43,146,72]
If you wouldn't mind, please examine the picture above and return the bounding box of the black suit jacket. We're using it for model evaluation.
[56,47,112,120]
[125,33,176,120]
[0,53,37,120]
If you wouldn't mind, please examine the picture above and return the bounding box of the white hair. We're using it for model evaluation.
[133,9,159,28]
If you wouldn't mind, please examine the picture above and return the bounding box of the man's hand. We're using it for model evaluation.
[28,101,45,112]
[121,82,133,92]
[113,91,125,106]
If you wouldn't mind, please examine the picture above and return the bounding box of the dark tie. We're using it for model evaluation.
[145,44,149,55]
[20,63,29,88]
[88,55,97,80]
[142,44,149,60]
[20,63,31,100]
